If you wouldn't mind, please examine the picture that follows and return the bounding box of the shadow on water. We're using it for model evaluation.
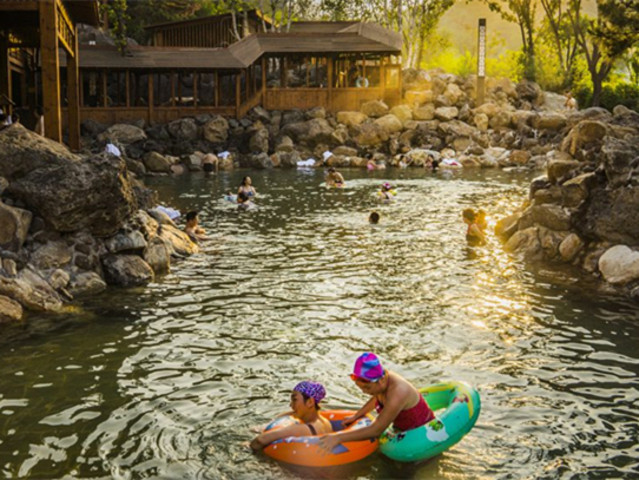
[1,168,639,479]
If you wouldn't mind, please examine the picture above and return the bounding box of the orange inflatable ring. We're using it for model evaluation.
[262,409,378,467]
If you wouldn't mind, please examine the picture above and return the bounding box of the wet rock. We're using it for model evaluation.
[559,233,585,262]
[68,271,107,296]
[539,226,569,260]
[147,208,177,228]
[275,136,294,153]
[158,224,199,256]
[598,245,639,284]
[47,269,70,291]
[0,268,62,311]
[504,227,541,259]
[249,128,269,153]
[143,151,172,173]
[102,254,154,287]
[531,204,571,231]
[509,150,531,166]
[533,187,562,205]
[0,202,32,252]
[561,173,596,207]
[583,186,639,245]
[0,295,22,322]
[547,159,580,184]
[143,237,171,274]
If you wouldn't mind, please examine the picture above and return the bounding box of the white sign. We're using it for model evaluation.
[478,22,486,77]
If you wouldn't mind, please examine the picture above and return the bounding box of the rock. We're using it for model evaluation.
[0,295,22,322]
[374,114,404,135]
[0,268,62,311]
[533,112,567,130]
[602,136,639,187]
[306,107,326,119]
[275,136,294,152]
[167,118,198,141]
[539,226,569,259]
[473,102,502,118]
[390,105,413,124]
[143,237,171,274]
[158,224,199,256]
[251,106,271,124]
[413,104,435,121]
[561,172,596,207]
[271,150,301,168]
[282,110,305,126]
[495,211,522,239]
[583,186,639,245]
[489,111,512,129]
[47,269,70,291]
[68,271,107,296]
[81,119,108,137]
[98,124,147,144]
[360,100,389,117]
[547,159,580,183]
[0,202,32,252]
[147,208,177,227]
[474,113,489,131]
[598,245,639,284]
[249,128,270,153]
[438,120,477,138]
[353,123,389,147]
[202,116,229,143]
[531,204,571,231]
[559,233,585,262]
[543,92,570,112]
[434,106,459,121]
[444,83,463,104]
[143,151,172,173]
[0,126,137,237]
[105,230,147,253]
[561,120,608,157]
[566,107,612,128]
[31,241,73,269]
[2,258,17,276]
[509,150,531,166]
[102,254,154,287]
[333,146,358,157]
[533,187,562,205]
[516,80,543,104]
[504,227,541,259]
[336,111,368,127]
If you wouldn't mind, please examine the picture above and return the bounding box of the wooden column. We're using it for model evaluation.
[39,0,62,142]
[170,72,175,106]
[102,70,107,107]
[148,73,154,125]
[327,56,333,110]
[214,71,219,107]
[67,26,80,151]
[0,33,11,116]
[125,70,130,107]
[380,56,386,101]
[193,72,198,108]
[235,71,240,117]
[261,57,266,103]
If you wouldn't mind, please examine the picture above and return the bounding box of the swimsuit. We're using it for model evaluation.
[375,395,435,431]
[307,424,317,435]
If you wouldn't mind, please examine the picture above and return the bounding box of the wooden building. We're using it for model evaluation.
[63,16,403,127]
[0,0,99,149]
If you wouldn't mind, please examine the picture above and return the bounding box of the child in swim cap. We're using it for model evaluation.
[250,381,333,451]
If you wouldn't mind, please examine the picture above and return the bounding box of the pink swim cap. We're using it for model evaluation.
[353,352,385,381]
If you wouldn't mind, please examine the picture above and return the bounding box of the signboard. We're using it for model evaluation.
[478,19,486,78]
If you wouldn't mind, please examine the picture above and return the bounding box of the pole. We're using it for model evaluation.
[477,18,486,106]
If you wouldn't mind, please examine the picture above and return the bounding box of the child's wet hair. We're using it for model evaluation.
[462,208,476,221]
[186,211,198,221]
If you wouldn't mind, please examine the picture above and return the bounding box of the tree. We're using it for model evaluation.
[100,0,129,54]
[567,0,638,106]
[538,0,579,88]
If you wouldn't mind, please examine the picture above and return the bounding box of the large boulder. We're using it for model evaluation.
[158,224,199,256]
[167,118,198,141]
[202,115,229,143]
[559,233,585,262]
[533,112,567,131]
[531,204,572,231]
[434,106,459,121]
[143,237,172,274]
[0,125,137,237]
[374,114,404,135]
[0,202,31,252]
[30,241,73,269]
[583,186,639,245]
[598,245,639,284]
[0,294,23,322]
[561,120,608,158]
[601,136,639,187]
[98,123,147,144]
[360,100,389,118]
[0,268,63,312]
[249,128,270,153]
[102,254,154,287]
[68,271,107,297]
[143,151,172,173]
[413,104,436,121]
[390,105,413,125]
[352,123,389,147]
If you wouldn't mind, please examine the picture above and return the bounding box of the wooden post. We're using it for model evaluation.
[214,71,219,107]
[170,71,175,106]
[102,70,107,107]
[0,33,11,116]
[148,73,154,125]
[327,56,333,110]
[67,26,81,151]
[380,56,386,100]
[193,72,198,108]
[235,71,241,117]
[261,57,266,103]
[125,70,130,107]
[39,0,62,142]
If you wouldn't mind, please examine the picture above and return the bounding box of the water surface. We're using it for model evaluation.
[1,168,638,479]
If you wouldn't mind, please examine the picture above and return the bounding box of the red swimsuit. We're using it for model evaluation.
[375,395,435,431]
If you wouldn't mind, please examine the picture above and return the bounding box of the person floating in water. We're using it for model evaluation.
[184,211,208,242]
[378,182,396,201]
[317,353,435,453]
[326,167,345,187]
[238,176,257,197]
[369,211,380,224]
[463,208,486,245]
[250,381,333,451]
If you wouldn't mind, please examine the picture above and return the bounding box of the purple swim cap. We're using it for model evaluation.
[293,381,326,405]
[353,352,385,381]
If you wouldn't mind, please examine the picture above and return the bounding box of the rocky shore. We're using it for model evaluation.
[0,124,199,323]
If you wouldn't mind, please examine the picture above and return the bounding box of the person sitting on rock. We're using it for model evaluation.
[184,210,208,242]
[326,167,345,187]
[463,208,486,246]
[564,91,577,110]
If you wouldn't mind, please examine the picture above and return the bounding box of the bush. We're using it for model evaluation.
[574,81,639,112]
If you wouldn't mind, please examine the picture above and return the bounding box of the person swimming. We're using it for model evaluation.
[184,211,208,242]
[378,182,396,201]
[250,381,333,451]
[238,176,257,197]
[369,211,380,224]
[326,167,345,187]
[463,208,486,245]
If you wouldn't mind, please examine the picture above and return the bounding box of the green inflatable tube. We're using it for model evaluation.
[379,381,481,462]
